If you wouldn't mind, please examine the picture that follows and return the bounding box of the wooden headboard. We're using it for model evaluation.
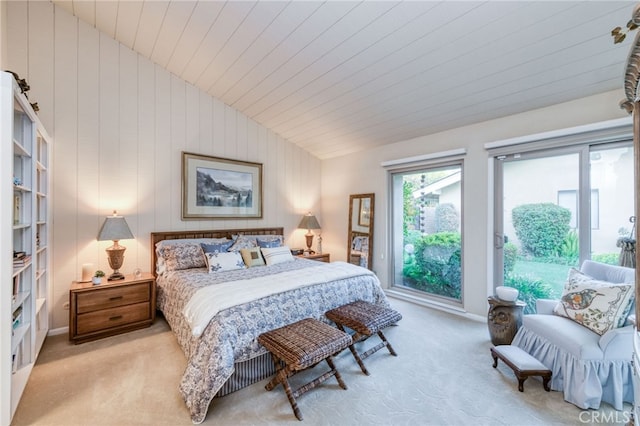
[150,227,284,276]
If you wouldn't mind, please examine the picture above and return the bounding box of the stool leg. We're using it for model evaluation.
[378,331,397,356]
[542,374,551,392]
[265,355,283,391]
[334,323,370,375]
[325,355,347,390]
[279,368,303,421]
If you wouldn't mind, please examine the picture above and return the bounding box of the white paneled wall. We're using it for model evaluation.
[6,2,321,330]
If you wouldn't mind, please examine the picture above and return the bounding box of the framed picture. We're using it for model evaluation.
[182,152,263,219]
[358,197,371,227]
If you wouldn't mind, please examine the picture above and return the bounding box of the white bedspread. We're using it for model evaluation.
[183,261,374,337]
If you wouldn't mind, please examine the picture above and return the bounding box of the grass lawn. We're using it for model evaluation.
[511,260,571,298]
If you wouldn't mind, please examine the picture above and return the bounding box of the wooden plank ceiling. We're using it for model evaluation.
[53,0,636,159]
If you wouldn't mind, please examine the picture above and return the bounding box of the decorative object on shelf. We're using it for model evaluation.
[97,211,134,281]
[13,194,20,224]
[80,263,94,283]
[181,152,262,219]
[4,70,30,94]
[495,285,519,302]
[133,267,142,278]
[92,270,105,285]
[298,212,321,254]
[13,177,22,186]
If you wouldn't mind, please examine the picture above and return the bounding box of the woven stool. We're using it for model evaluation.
[257,318,352,421]
[325,300,402,375]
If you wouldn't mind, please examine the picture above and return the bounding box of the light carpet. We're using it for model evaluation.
[12,298,631,426]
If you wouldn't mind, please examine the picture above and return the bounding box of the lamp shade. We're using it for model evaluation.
[97,212,134,241]
[298,213,321,230]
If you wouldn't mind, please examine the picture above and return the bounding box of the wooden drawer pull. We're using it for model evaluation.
[109,296,123,301]
[109,315,123,321]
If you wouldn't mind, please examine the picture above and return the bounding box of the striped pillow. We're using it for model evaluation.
[261,245,294,266]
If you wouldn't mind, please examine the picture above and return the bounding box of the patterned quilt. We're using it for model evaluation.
[156,258,389,424]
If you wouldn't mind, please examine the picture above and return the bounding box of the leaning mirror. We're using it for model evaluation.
[347,193,375,270]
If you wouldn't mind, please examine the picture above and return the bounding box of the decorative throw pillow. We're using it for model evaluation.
[155,238,229,274]
[201,240,234,254]
[240,247,266,267]
[204,251,245,273]
[256,237,282,248]
[227,235,258,252]
[159,243,206,272]
[553,268,635,335]
[261,245,294,266]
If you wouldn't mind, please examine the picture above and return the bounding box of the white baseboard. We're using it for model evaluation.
[386,289,486,323]
[48,326,68,336]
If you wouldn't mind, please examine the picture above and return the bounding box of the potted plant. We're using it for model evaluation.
[92,270,105,285]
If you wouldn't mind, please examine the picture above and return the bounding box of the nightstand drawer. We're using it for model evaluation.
[76,282,150,314]
[76,302,151,335]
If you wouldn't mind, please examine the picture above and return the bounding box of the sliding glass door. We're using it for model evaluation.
[494,142,633,313]
[391,162,463,303]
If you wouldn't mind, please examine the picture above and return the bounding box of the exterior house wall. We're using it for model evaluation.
[6,2,321,330]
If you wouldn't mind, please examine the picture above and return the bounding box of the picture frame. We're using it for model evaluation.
[358,197,371,227]
[182,152,263,219]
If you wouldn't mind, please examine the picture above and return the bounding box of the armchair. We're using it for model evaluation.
[511,260,635,410]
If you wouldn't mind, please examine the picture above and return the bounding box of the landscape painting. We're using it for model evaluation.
[182,152,262,219]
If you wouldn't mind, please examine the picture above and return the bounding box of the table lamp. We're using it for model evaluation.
[298,212,321,254]
[97,210,134,281]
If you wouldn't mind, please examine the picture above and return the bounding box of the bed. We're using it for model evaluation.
[150,227,391,424]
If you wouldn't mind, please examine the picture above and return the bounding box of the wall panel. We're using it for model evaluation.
[7,2,322,330]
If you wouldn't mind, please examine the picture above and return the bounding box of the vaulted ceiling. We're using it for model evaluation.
[53,1,636,159]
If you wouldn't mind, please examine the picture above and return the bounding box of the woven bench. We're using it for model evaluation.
[325,300,402,375]
[257,318,352,421]
[491,345,551,392]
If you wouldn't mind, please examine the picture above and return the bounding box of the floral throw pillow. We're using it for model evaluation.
[227,235,258,252]
[204,251,246,273]
[553,268,635,335]
[159,243,206,272]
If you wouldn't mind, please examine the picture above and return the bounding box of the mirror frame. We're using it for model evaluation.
[347,193,375,270]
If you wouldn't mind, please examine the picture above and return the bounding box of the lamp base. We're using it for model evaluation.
[108,272,125,281]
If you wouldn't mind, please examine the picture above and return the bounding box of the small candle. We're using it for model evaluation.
[81,263,93,282]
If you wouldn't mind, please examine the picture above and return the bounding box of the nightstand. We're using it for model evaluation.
[69,273,156,344]
[296,253,330,263]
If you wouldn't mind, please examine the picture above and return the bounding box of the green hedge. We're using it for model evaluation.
[512,203,571,257]
[403,232,461,299]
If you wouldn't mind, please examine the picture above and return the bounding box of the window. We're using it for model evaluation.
[390,162,463,303]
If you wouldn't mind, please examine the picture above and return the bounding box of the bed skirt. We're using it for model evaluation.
[512,327,633,410]
[215,352,274,397]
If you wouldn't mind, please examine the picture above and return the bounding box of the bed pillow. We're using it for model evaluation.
[155,238,230,274]
[201,240,234,254]
[261,245,294,266]
[204,251,246,273]
[240,247,266,267]
[553,268,635,335]
[227,235,258,252]
[158,243,207,272]
[257,237,282,248]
